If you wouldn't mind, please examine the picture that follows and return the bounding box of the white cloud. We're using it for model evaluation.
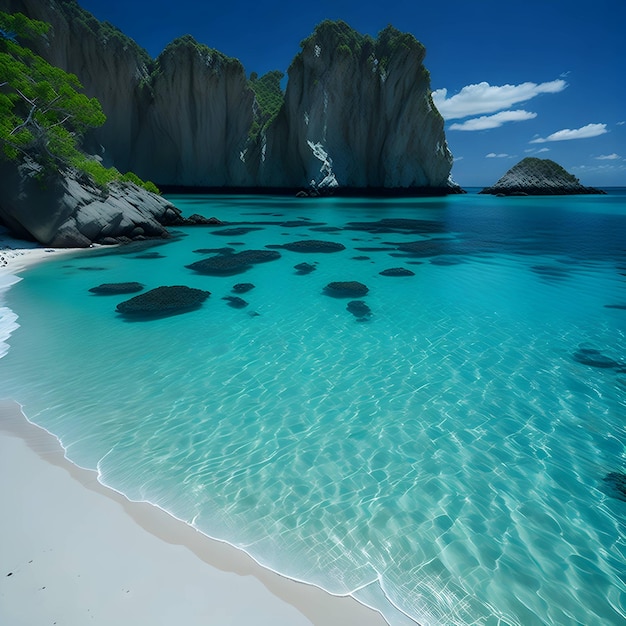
[449,110,536,131]
[617,121,625,126]
[486,153,511,158]
[595,153,621,160]
[537,147,550,153]
[432,79,566,120]
[530,123,608,143]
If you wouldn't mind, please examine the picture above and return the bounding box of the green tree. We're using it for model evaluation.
[0,11,158,193]
[0,11,105,167]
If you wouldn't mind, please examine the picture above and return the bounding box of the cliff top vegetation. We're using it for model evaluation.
[295,20,425,74]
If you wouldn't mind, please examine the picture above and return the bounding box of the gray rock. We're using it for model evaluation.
[0,159,181,247]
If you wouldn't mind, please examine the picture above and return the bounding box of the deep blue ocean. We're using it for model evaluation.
[1,191,625,625]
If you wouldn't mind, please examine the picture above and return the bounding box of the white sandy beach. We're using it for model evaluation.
[0,233,388,626]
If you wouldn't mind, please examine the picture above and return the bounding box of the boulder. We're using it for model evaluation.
[0,159,182,247]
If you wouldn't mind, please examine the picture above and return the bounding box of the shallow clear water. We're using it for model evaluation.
[1,192,626,625]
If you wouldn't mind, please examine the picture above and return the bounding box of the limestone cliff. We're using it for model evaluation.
[479,158,605,195]
[130,36,255,186]
[261,21,454,190]
[0,1,456,192]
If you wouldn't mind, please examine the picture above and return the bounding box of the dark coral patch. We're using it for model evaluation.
[280,240,345,253]
[379,267,415,277]
[193,247,235,255]
[324,281,369,298]
[572,348,625,371]
[186,250,280,275]
[210,227,263,236]
[222,296,248,309]
[131,252,166,259]
[344,218,444,235]
[116,286,210,318]
[603,472,626,501]
[89,282,144,295]
[232,283,255,293]
[347,300,372,320]
[294,262,317,274]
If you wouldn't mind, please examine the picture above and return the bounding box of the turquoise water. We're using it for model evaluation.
[1,192,625,625]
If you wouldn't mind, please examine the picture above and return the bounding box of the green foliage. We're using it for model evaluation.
[53,0,151,66]
[295,20,426,75]
[248,70,284,140]
[0,11,105,166]
[0,10,158,194]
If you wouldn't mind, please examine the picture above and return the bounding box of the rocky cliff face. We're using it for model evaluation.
[130,36,255,186]
[262,22,453,190]
[479,158,605,195]
[1,1,456,191]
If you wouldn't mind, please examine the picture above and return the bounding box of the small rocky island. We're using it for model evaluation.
[479,158,605,196]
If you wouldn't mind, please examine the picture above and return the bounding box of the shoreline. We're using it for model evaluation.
[0,233,389,626]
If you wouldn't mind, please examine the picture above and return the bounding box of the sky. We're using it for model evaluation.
[78,0,626,187]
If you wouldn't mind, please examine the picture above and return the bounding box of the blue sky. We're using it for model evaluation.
[79,0,625,187]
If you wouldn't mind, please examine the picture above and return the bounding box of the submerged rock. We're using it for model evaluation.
[294,262,317,274]
[186,249,281,275]
[116,285,210,317]
[210,227,264,236]
[380,267,415,277]
[572,348,626,371]
[89,282,144,295]
[603,472,626,501]
[222,295,248,308]
[479,158,606,196]
[232,282,255,293]
[280,240,346,253]
[347,300,372,320]
[324,281,369,297]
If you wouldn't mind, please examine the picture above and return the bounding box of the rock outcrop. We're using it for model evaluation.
[0,159,183,247]
[262,21,454,191]
[479,158,605,196]
[1,1,458,193]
